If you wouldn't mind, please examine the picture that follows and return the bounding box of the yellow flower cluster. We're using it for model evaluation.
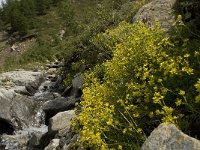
[73,21,200,149]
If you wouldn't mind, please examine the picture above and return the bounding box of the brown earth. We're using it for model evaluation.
[0,31,36,68]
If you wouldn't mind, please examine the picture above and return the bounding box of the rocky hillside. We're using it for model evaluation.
[0,0,200,150]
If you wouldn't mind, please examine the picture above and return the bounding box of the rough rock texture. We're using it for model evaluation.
[28,126,48,148]
[48,110,76,136]
[62,134,80,150]
[0,91,38,129]
[43,97,79,124]
[43,98,69,123]
[0,70,44,96]
[44,139,60,150]
[133,0,177,31]
[70,73,84,98]
[142,123,200,150]
[0,70,43,86]
[2,125,48,150]
[1,133,30,150]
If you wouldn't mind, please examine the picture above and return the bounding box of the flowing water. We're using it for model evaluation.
[0,78,57,150]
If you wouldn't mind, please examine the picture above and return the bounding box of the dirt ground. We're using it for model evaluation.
[0,31,36,68]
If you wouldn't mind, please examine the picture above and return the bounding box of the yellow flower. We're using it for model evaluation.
[149,112,154,118]
[179,90,185,96]
[118,145,123,150]
[175,99,182,106]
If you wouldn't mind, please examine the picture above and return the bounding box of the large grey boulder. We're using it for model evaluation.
[0,91,38,130]
[43,97,79,124]
[48,110,76,137]
[133,0,177,31]
[0,70,44,96]
[142,123,200,150]
[0,70,43,87]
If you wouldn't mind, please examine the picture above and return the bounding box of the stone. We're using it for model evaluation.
[1,133,29,150]
[48,110,76,136]
[1,125,48,150]
[133,0,177,31]
[25,76,44,96]
[59,130,75,148]
[43,97,79,124]
[0,90,38,129]
[66,97,80,109]
[43,98,68,123]
[10,44,19,51]
[0,71,43,86]
[71,73,84,98]
[44,139,60,150]
[51,75,63,89]
[62,134,80,150]
[47,68,57,75]
[61,85,73,97]
[72,73,84,90]
[28,127,48,148]
[142,123,200,150]
[10,95,38,128]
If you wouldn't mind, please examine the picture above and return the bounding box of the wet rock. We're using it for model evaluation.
[43,98,68,124]
[1,133,29,150]
[28,126,48,148]
[133,0,177,31]
[48,110,76,137]
[43,96,79,124]
[142,123,200,150]
[25,76,44,96]
[51,76,63,89]
[2,126,48,150]
[0,91,38,129]
[10,95,38,129]
[44,139,60,150]
[39,132,55,149]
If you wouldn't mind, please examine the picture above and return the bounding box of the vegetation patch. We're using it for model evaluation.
[73,19,200,149]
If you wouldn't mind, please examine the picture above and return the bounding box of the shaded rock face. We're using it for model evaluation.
[142,123,200,150]
[0,119,14,135]
[71,73,84,98]
[43,97,80,125]
[133,0,177,31]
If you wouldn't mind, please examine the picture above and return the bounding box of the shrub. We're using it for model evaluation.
[73,20,200,149]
